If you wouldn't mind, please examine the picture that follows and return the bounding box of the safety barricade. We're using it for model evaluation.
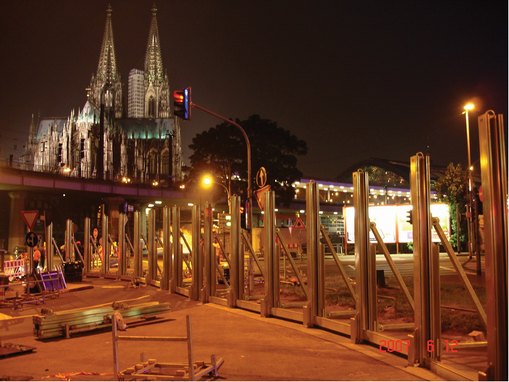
[4,259,26,281]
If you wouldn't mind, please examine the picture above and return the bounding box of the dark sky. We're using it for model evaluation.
[0,0,507,180]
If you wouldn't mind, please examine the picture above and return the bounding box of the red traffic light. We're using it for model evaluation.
[173,87,191,120]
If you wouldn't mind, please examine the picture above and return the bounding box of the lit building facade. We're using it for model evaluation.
[128,69,145,118]
[24,5,182,185]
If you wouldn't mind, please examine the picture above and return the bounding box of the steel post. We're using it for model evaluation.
[147,208,155,284]
[118,213,127,277]
[65,219,73,262]
[369,243,378,329]
[478,111,507,381]
[191,204,202,301]
[83,218,90,273]
[409,152,438,367]
[133,211,142,278]
[162,206,171,291]
[352,170,373,343]
[203,203,213,302]
[430,243,441,361]
[172,206,182,289]
[101,211,109,275]
[274,244,281,309]
[261,190,276,317]
[304,180,320,326]
[229,196,240,306]
[46,222,54,272]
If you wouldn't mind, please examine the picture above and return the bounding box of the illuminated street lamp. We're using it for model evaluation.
[462,102,475,261]
[201,174,231,212]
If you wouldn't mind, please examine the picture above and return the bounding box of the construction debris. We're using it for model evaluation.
[0,342,36,359]
[33,301,171,339]
[113,315,224,380]
[118,357,224,381]
[468,330,486,341]
[44,371,112,380]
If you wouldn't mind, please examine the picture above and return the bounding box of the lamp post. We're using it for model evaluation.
[201,174,231,213]
[192,102,252,229]
[463,102,475,264]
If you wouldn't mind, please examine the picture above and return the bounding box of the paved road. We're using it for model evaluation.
[0,278,442,381]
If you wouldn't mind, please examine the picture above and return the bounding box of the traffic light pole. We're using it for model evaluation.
[191,102,252,229]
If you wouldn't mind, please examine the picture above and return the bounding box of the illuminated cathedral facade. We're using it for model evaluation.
[24,5,182,185]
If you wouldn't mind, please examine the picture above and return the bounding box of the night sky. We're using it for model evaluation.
[0,0,506,180]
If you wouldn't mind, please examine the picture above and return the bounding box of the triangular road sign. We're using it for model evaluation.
[21,210,39,230]
[293,216,306,229]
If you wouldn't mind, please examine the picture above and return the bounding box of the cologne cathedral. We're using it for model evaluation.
[24,4,183,185]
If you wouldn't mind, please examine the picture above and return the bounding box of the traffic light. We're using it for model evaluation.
[173,87,192,120]
[406,209,413,225]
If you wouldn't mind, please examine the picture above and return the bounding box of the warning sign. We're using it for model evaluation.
[20,210,39,230]
[292,216,306,229]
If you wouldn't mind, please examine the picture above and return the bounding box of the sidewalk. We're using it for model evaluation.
[0,279,441,381]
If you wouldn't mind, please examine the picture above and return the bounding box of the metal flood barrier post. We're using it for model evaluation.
[161,206,172,291]
[83,217,91,274]
[351,170,376,343]
[118,212,127,277]
[304,180,321,327]
[191,204,202,301]
[147,208,156,285]
[202,203,213,302]
[478,111,507,381]
[172,205,182,292]
[46,222,54,272]
[408,153,440,367]
[101,208,110,275]
[133,210,142,279]
[261,190,276,317]
[228,196,241,307]
[65,219,74,262]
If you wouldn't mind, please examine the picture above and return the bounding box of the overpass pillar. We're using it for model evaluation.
[8,191,26,254]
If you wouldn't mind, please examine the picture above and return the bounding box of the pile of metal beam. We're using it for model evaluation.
[33,301,171,339]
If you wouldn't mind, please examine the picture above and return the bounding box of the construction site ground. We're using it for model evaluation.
[0,278,442,381]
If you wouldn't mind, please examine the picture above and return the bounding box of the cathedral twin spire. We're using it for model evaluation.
[145,4,164,84]
[88,3,170,119]
[96,5,119,86]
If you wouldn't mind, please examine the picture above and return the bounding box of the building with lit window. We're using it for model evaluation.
[128,69,145,118]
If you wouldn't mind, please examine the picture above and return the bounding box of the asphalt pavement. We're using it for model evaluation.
[0,278,442,381]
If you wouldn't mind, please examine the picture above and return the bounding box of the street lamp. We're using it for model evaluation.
[192,102,252,229]
[201,174,231,213]
[462,102,475,262]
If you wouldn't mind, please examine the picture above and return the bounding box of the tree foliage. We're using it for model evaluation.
[363,166,409,188]
[435,163,468,205]
[435,163,468,250]
[188,114,307,205]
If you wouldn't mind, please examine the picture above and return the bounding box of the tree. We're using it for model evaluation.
[434,163,468,251]
[363,166,409,188]
[188,114,307,205]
